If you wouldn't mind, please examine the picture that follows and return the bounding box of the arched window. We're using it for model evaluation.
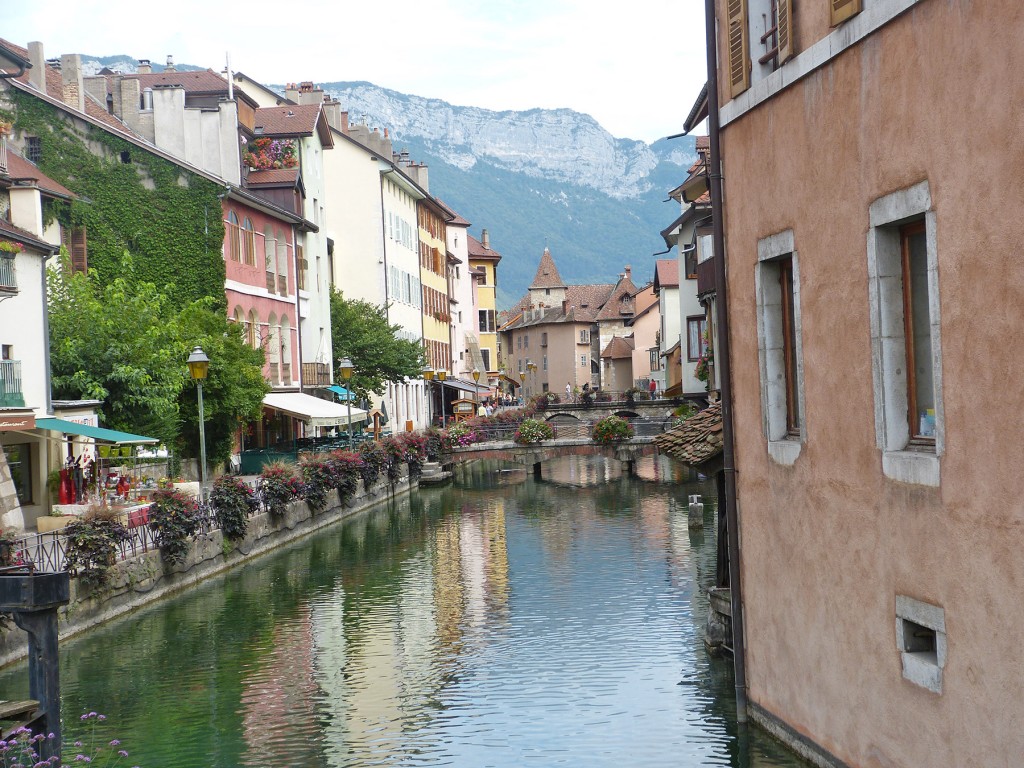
[264,226,276,292]
[276,229,288,295]
[267,313,279,383]
[247,309,259,348]
[280,316,291,383]
[226,211,241,262]
[242,217,256,266]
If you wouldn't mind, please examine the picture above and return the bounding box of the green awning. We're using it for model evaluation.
[325,385,356,401]
[34,417,159,444]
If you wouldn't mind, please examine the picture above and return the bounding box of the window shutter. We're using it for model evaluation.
[776,0,795,64]
[727,0,750,97]
[830,0,862,26]
[62,226,88,275]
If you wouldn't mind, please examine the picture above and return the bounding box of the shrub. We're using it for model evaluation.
[443,423,478,449]
[63,507,131,587]
[210,475,256,542]
[592,415,635,445]
[259,461,303,518]
[328,450,362,502]
[669,402,698,429]
[424,427,444,461]
[357,440,388,488]
[300,455,335,513]
[514,418,555,444]
[148,489,201,566]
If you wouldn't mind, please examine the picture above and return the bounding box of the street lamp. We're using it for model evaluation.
[422,365,434,428]
[472,367,481,411]
[186,346,209,490]
[338,357,355,443]
[437,368,447,428]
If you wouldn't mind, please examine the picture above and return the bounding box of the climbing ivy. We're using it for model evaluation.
[5,88,226,307]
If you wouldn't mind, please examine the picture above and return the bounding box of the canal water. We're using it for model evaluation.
[0,456,805,767]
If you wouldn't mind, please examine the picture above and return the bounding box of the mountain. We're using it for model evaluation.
[323,82,697,309]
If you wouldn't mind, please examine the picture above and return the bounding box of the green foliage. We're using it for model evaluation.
[148,489,201,566]
[327,450,363,502]
[47,257,268,462]
[330,291,425,398]
[7,89,226,308]
[514,418,555,444]
[210,475,256,542]
[300,455,335,513]
[357,440,389,488]
[63,508,131,588]
[591,415,635,445]
[670,402,698,429]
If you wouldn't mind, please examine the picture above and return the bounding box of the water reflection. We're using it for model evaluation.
[0,455,803,767]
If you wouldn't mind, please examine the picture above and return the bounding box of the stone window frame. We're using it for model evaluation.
[866,180,943,487]
[895,594,946,694]
[755,229,806,466]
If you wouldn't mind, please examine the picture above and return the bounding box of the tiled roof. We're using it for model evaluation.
[2,39,138,138]
[566,284,614,320]
[654,403,723,467]
[435,198,470,227]
[0,219,59,253]
[5,150,75,198]
[529,247,565,288]
[467,233,501,261]
[595,272,639,321]
[695,135,710,151]
[134,69,230,93]
[254,104,322,136]
[601,335,635,359]
[245,168,299,186]
[655,260,679,288]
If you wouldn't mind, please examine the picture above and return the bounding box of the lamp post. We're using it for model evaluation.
[472,367,481,411]
[186,346,209,491]
[338,357,355,443]
[422,365,434,428]
[437,368,447,429]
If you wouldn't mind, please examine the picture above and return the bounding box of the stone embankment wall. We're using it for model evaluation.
[0,471,415,669]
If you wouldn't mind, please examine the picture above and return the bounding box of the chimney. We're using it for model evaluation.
[138,58,152,74]
[165,54,175,72]
[482,229,490,250]
[27,41,46,92]
[625,265,631,279]
[400,149,410,166]
[285,83,299,102]
[60,54,85,112]
[563,299,569,313]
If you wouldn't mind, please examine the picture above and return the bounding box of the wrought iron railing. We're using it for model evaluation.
[0,254,16,293]
[0,359,25,407]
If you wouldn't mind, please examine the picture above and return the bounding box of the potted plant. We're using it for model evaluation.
[148,489,201,566]
[63,507,131,587]
[513,418,555,444]
[591,415,635,445]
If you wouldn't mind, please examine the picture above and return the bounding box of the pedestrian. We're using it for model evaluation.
[649,378,657,398]
[566,382,572,401]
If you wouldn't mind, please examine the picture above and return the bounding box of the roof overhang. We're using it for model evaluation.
[263,392,366,428]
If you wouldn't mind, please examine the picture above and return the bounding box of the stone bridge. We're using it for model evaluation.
[535,398,686,428]
[446,436,659,478]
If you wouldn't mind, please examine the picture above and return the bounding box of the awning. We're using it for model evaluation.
[446,377,490,395]
[324,384,356,401]
[498,373,521,388]
[34,417,159,444]
[263,392,367,428]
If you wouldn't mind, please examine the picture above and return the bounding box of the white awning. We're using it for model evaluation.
[263,392,367,428]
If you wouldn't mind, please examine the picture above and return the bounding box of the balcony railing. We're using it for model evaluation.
[0,254,15,294]
[303,362,330,386]
[0,359,25,407]
[0,134,7,175]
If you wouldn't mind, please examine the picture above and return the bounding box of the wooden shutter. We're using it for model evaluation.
[830,0,862,26]
[62,226,88,275]
[776,0,795,65]
[727,0,750,98]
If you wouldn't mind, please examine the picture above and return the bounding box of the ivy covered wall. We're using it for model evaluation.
[5,87,227,308]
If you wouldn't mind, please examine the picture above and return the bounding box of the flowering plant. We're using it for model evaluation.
[695,330,713,384]
[443,423,478,449]
[0,120,12,137]
[242,137,298,170]
[259,461,303,517]
[591,415,634,445]
[210,475,256,541]
[327,450,363,501]
[514,418,554,444]
[148,489,201,566]
[0,241,24,254]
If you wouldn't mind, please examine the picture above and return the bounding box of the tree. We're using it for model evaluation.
[48,254,268,464]
[329,291,425,397]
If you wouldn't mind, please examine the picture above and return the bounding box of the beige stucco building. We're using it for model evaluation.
[707,0,1024,765]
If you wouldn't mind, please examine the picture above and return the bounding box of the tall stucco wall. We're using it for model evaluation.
[718,1,1024,765]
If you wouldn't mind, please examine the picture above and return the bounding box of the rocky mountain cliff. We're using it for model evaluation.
[324,82,698,308]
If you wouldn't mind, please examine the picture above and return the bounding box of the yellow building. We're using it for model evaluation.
[467,230,501,384]
[417,198,452,374]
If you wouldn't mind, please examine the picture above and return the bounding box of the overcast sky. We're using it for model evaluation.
[5,1,708,144]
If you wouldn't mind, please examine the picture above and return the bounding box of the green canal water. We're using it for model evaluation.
[0,455,806,767]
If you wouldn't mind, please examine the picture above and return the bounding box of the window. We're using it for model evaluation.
[61,226,88,275]
[481,349,491,370]
[543,355,548,371]
[523,335,529,349]
[226,212,241,262]
[650,348,661,371]
[242,218,256,266]
[895,595,946,694]
[541,332,548,347]
[4,444,32,505]
[479,310,495,333]
[27,136,41,163]
[580,354,587,367]
[867,181,942,487]
[684,243,698,280]
[579,329,590,344]
[687,316,708,361]
[756,229,804,465]
[728,0,795,98]
[830,0,862,27]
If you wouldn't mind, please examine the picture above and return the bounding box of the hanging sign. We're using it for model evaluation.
[0,414,35,432]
